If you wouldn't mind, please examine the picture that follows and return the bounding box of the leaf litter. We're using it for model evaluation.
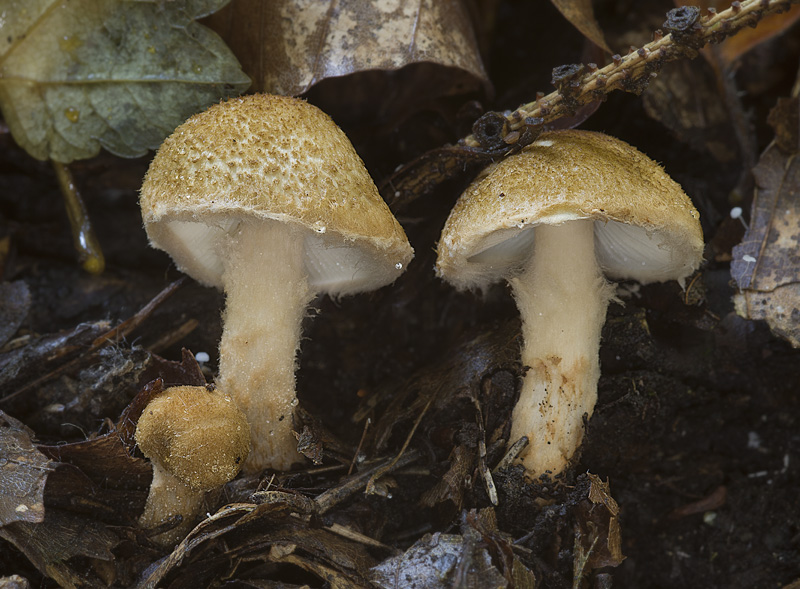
[2,0,800,587]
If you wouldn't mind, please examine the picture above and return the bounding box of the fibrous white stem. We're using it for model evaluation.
[139,464,203,546]
[218,220,313,473]
[508,219,614,477]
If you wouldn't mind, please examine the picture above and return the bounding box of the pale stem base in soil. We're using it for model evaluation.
[509,220,614,476]
[139,464,205,546]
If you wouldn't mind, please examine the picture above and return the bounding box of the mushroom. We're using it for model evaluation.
[435,130,703,477]
[139,94,413,472]
[135,384,250,545]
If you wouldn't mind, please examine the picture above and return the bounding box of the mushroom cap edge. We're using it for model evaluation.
[435,130,704,290]
[140,94,413,294]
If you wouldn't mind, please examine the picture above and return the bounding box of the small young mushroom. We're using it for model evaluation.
[139,94,413,473]
[135,384,250,545]
[436,130,703,478]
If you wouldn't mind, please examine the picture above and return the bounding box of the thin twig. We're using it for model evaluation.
[348,416,371,476]
[89,277,186,349]
[364,397,432,496]
[382,0,799,210]
[471,391,498,506]
[325,522,396,552]
[462,0,799,150]
[314,449,420,514]
[0,278,185,404]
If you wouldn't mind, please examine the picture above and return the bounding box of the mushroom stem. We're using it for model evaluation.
[139,463,204,545]
[218,220,313,472]
[508,219,615,476]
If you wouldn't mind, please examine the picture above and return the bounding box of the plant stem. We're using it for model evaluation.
[463,0,799,149]
[52,161,105,274]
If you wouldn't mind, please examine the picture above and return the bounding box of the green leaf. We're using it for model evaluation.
[0,0,250,163]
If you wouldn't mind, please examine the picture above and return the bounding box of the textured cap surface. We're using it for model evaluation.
[135,385,250,491]
[436,130,704,289]
[140,94,412,291]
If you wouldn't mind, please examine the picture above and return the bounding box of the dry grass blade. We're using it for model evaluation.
[365,397,432,496]
[315,449,421,515]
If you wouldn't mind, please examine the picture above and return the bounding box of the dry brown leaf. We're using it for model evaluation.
[0,412,52,526]
[464,508,537,588]
[419,444,474,511]
[573,474,625,583]
[718,5,800,65]
[768,96,800,153]
[732,94,800,347]
[731,148,800,346]
[550,0,611,53]
[208,0,487,94]
[1,512,118,589]
[0,412,148,588]
[139,501,377,587]
[206,0,489,129]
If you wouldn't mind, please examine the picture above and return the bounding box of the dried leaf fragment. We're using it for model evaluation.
[370,530,506,589]
[420,444,474,511]
[573,474,625,584]
[550,0,611,53]
[768,96,800,153]
[0,412,138,588]
[732,145,800,347]
[0,0,250,163]
[0,412,52,526]
[208,0,487,96]
[0,512,118,589]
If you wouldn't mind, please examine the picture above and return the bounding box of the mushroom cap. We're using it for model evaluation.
[436,130,704,290]
[140,94,413,295]
[135,385,250,492]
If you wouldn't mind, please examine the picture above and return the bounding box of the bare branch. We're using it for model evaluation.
[462,0,799,150]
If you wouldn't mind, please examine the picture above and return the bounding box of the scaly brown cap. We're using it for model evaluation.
[436,130,704,290]
[135,385,250,492]
[140,94,412,293]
